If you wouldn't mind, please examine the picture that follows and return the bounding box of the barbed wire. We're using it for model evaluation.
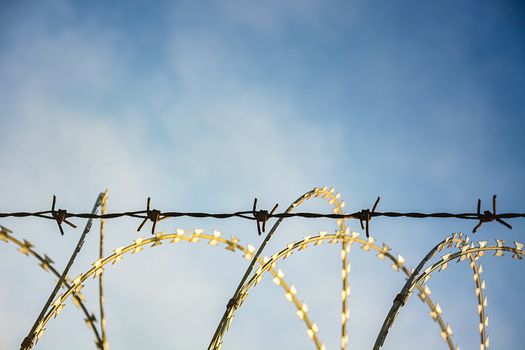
[1,193,523,237]
[4,186,524,350]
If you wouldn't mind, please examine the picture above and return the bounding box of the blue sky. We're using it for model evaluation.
[1,0,524,349]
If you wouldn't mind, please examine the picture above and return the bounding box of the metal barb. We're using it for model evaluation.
[472,195,512,233]
[51,195,77,235]
[252,198,279,236]
[359,196,380,238]
[137,197,162,235]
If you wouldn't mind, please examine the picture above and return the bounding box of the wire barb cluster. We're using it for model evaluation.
[49,196,78,235]
[473,195,512,233]
[0,192,522,237]
[357,196,380,238]
[136,197,162,235]
[252,198,279,235]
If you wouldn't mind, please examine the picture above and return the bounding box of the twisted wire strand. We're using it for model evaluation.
[1,187,522,235]
[23,230,326,349]
[3,210,524,220]
[373,236,524,350]
[0,227,103,347]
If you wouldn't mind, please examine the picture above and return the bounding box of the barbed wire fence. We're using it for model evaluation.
[1,186,523,350]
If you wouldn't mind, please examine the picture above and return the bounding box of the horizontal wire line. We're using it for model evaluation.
[0,194,522,236]
[1,210,524,220]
